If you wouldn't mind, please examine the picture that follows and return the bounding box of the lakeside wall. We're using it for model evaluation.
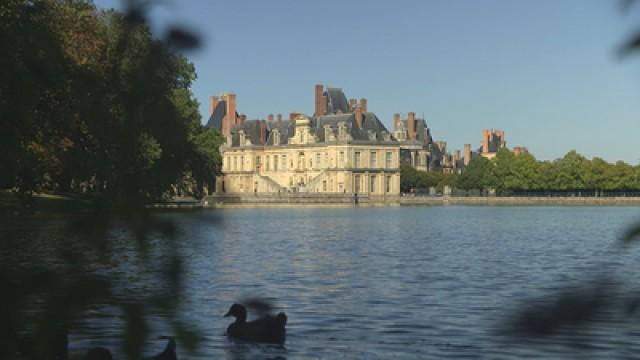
[200,194,640,207]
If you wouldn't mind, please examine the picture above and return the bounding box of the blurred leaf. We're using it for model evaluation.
[165,26,201,50]
[173,321,200,353]
[504,280,613,337]
[122,303,149,360]
[622,220,640,243]
[619,32,640,57]
[241,297,277,317]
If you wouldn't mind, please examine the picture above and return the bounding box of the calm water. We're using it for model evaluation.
[12,206,640,359]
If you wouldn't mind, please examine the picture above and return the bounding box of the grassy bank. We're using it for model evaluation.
[0,190,92,214]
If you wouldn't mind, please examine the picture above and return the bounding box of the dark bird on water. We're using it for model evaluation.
[148,337,177,360]
[224,303,287,344]
[86,347,113,360]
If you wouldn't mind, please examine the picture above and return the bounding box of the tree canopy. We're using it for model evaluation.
[1,0,222,202]
[402,149,640,194]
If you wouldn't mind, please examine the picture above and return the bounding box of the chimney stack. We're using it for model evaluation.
[259,120,267,145]
[482,130,490,153]
[355,104,363,128]
[239,114,246,125]
[222,93,237,137]
[210,96,218,115]
[349,98,357,112]
[277,114,283,127]
[407,112,416,140]
[393,113,401,131]
[464,144,471,166]
[359,98,368,112]
[495,130,505,147]
[268,114,274,122]
[314,84,326,116]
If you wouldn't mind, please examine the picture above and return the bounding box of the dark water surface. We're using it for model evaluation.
[14,206,640,359]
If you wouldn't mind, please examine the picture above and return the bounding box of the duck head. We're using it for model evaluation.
[224,303,247,323]
[158,336,176,354]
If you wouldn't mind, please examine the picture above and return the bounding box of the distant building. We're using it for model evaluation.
[478,129,506,159]
[207,85,401,195]
[392,113,465,173]
[512,146,529,156]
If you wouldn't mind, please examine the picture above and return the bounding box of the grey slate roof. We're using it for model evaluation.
[229,111,395,147]
[325,88,350,114]
[205,100,226,129]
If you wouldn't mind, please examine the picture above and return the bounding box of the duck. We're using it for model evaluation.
[148,337,177,360]
[86,347,113,360]
[224,303,287,344]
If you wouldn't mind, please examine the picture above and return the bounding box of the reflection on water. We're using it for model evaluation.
[5,206,640,359]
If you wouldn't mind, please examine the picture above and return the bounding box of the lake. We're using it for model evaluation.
[9,206,640,359]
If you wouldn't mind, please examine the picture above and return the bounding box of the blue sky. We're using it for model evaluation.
[94,0,639,163]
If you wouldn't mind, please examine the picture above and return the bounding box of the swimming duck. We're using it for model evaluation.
[148,337,177,360]
[224,303,287,344]
[86,347,113,360]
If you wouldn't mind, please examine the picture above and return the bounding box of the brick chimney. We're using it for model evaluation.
[393,113,401,131]
[355,104,363,128]
[259,120,267,145]
[464,144,471,166]
[314,84,326,116]
[407,112,416,140]
[277,114,283,127]
[482,130,490,153]
[210,96,218,115]
[359,98,367,112]
[495,130,505,147]
[268,114,274,122]
[222,93,237,137]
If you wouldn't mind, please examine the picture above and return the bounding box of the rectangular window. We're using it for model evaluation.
[370,175,376,193]
[385,152,392,168]
[370,151,377,168]
[354,175,361,193]
[240,156,244,171]
[325,153,329,168]
[274,155,279,171]
[282,155,287,170]
[233,156,237,171]
[322,180,327,192]
[255,156,260,170]
[386,175,392,193]
[266,155,270,171]
[339,151,345,167]
[316,153,321,169]
[354,151,361,168]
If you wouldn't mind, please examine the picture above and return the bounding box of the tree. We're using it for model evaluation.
[457,156,493,191]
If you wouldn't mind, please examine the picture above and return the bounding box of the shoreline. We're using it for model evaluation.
[194,194,640,208]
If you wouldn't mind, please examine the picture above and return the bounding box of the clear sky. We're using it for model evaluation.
[94,0,640,163]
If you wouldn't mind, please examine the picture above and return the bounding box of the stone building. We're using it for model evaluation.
[392,112,466,173]
[207,85,401,196]
[478,129,506,159]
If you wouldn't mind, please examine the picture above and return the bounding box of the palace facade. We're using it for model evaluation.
[208,85,401,195]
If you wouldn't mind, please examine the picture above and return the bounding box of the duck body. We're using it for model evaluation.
[86,347,113,360]
[225,304,287,344]
[148,337,177,360]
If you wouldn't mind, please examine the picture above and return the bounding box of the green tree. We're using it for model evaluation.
[553,150,589,191]
[400,164,419,192]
